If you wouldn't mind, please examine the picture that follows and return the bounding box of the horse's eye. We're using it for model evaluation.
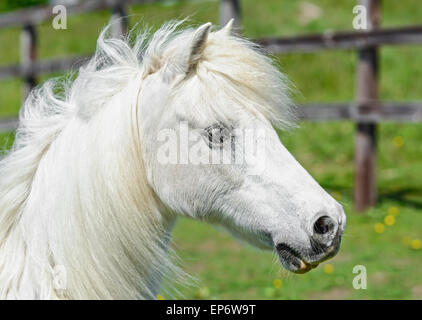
[204,123,232,148]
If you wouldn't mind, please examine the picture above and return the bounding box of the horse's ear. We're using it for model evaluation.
[219,19,234,36]
[188,22,212,69]
[166,22,211,78]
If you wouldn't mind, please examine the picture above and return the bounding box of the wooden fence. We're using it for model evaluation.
[0,0,421,211]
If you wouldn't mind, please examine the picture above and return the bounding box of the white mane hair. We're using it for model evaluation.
[0,20,295,299]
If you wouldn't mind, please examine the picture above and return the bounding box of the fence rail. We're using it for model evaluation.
[2,101,421,132]
[0,0,159,29]
[0,55,90,80]
[3,23,422,80]
[256,25,422,53]
[301,102,422,122]
[2,101,421,131]
[0,0,421,211]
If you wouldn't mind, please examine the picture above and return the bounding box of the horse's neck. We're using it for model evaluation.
[0,94,174,299]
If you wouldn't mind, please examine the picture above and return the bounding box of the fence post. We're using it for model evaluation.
[20,24,37,101]
[219,0,241,29]
[110,2,128,38]
[354,0,381,212]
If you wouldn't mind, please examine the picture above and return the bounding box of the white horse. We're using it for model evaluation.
[0,20,346,299]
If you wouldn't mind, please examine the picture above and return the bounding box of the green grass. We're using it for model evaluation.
[0,0,421,299]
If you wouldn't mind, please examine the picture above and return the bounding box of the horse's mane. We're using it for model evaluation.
[0,21,294,299]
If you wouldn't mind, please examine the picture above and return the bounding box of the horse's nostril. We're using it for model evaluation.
[313,216,335,235]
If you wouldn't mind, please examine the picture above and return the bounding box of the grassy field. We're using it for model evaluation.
[0,0,421,299]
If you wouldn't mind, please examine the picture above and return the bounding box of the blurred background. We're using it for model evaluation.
[0,0,421,299]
